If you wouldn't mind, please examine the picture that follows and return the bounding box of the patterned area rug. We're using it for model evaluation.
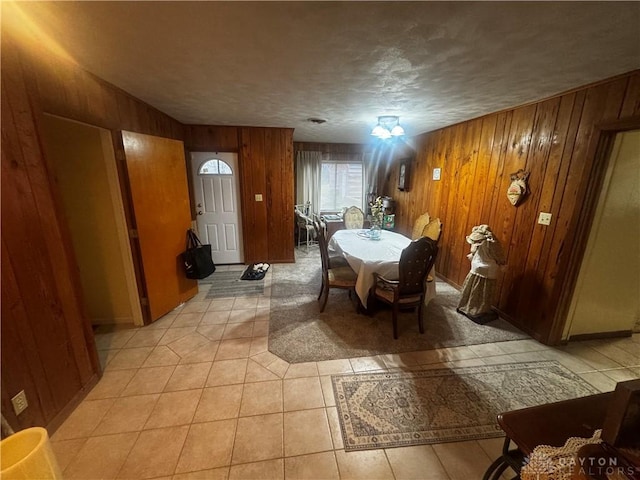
[332,360,599,451]
[200,270,264,298]
[268,250,528,363]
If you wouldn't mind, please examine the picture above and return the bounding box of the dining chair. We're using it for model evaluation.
[343,206,364,229]
[372,237,439,339]
[411,212,431,239]
[295,208,316,250]
[313,219,357,312]
[422,217,443,243]
[313,214,349,269]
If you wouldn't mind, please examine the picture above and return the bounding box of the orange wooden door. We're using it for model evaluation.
[122,131,197,321]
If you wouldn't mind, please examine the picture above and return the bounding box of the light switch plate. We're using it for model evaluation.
[255,194,263,202]
[433,168,441,181]
[11,390,28,415]
[538,212,552,225]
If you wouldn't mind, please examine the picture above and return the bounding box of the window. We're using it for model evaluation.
[320,159,363,212]
[199,158,232,175]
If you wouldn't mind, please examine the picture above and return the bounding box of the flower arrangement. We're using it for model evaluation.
[369,196,384,228]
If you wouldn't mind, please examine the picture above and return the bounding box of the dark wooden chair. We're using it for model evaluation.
[482,393,613,480]
[313,219,357,312]
[313,214,349,269]
[372,236,438,339]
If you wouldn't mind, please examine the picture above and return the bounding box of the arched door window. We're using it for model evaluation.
[198,158,233,175]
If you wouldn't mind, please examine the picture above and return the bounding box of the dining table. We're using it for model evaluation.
[328,229,437,307]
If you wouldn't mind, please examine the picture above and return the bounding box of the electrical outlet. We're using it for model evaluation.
[538,212,552,225]
[11,390,28,415]
[433,168,441,181]
[255,194,263,202]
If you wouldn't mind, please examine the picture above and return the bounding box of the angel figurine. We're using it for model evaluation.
[457,225,506,324]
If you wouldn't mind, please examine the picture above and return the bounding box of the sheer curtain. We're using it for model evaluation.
[322,152,365,212]
[295,150,322,215]
[363,150,378,212]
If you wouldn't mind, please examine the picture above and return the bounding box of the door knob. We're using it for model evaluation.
[197,211,203,215]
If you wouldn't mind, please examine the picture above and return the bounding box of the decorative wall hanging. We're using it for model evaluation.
[506,169,530,206]
[398,160,410,191]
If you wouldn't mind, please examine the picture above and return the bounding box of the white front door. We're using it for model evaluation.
[190,152,244,264]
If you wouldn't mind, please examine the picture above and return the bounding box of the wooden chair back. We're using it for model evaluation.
[313,219,330,275]
[343,206,364,229]
[411,212,431,239]
[422,218,443,243]
[398,237,438,297]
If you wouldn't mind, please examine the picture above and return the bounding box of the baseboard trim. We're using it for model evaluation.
[492,307,546,344]
[46,373,100,436]
[435,274,461,290]
[568,330,633,342]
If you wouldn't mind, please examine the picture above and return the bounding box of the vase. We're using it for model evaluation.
[369,225,381,240]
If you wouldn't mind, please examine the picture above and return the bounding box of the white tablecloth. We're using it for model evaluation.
[328,229,437,306]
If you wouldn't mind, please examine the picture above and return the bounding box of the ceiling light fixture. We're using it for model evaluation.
[371,115,405,139]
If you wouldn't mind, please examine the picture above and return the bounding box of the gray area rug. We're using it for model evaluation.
[268,250,528,363]
[332,360,599,451]
[200,270,264,298]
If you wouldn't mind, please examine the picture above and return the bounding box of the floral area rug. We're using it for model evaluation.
[332,360,599,451]
[268,249,527,363]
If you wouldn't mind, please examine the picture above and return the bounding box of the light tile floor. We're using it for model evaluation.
[52,263,640,480]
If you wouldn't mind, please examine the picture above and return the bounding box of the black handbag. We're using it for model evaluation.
[182,230,216,279]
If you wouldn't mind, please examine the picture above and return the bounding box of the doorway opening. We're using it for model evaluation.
[40,115,143,328]
[563,129,640,339]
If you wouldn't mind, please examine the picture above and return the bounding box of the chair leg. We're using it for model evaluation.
[482,456,510,480]
[317,279,325,301]
[392,302,399,339]
[320,285,330,312]
[418,300,425,334]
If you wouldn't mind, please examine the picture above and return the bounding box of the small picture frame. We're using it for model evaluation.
[398,160,410,191]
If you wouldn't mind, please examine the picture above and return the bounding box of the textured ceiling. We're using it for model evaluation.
[7,1,640,144]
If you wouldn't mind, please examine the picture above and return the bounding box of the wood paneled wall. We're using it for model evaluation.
[242,128,295,263]
[385,71,640,344]
[1,29,184,432]
[185,126,240,152]
[185,126,295,264]
[293,142,369,155]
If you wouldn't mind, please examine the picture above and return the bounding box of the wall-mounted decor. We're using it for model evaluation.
[398,160,410,191]
[506,169,530,206]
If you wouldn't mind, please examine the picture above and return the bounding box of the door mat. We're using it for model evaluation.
[241,263,270,280]
[201,270,265,298]
[332,360,598,451]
